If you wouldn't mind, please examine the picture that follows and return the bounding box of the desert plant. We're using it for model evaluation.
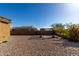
[51,23,70,39]
[51,23,66,37]
[68,24,79,42]
[51,23,79,42]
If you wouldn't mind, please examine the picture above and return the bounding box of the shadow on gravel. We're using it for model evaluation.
[28,35,62,40]
[2,41,8,43]
[64,40,79,48]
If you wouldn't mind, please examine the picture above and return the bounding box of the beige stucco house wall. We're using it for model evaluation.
[0,16,10,43]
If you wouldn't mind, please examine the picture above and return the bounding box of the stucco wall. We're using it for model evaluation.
[0,22,10,42]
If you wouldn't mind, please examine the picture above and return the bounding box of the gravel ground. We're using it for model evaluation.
[0,35,64,56]
[0,35,79,56]
[64,40,79,56]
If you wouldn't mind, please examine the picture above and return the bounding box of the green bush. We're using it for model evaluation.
[60,29,69,39]
[54,29,69,39]
[69,26,79,42]
[51,23,69,39]
[51,23,79,42]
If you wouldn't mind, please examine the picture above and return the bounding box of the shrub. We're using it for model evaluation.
[51,23,79,42]
[51,23,69,39]
[60,29,69,39]
[69,26,79,42]
[54,28,69,39]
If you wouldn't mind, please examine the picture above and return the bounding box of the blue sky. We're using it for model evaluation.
[0,3,79,28]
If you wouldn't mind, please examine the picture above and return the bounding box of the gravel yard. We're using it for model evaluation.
[0,35,79,56]
[64,40,79,56]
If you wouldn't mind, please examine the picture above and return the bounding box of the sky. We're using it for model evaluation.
[0,3,79,28]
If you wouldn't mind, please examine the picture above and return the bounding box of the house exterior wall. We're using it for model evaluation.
[0,21,10,42]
